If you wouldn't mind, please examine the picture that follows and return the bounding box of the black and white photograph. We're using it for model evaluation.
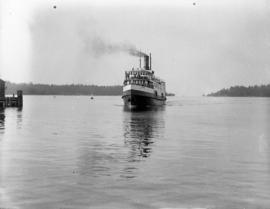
[0,0,270,208]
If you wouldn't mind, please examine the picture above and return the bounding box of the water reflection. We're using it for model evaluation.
[0,109,5,131]
[16,108,23,129]
[123,107,165,161]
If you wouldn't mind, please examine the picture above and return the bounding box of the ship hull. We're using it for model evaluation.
[122,89,166,108]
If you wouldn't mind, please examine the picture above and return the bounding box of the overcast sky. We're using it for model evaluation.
[1,0,270,95]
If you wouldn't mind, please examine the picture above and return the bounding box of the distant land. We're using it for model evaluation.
[207,84,270,97]
[5,82,122,95]
[5,82,175,96]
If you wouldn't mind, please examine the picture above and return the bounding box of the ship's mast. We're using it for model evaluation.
[139,50,142,68]
[150,53,152,70]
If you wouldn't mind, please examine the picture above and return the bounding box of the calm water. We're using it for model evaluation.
[0,96,270,209]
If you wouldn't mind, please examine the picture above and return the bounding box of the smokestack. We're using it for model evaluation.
[139,56,141,68]
[144,55,150,70]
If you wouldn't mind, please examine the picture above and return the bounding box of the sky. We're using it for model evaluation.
[0,0,270,95]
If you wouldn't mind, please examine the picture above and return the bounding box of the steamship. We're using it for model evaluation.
[122,53,166,108]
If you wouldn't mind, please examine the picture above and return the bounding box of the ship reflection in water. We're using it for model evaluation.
[74,106,166,180]
[123,106,165,161]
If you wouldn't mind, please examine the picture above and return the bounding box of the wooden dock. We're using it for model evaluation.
[0,79,23,109]
[0,92,23,108]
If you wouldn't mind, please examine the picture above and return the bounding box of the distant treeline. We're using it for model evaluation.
[6,82,175,96]
[207,84,270,97]
[6,82,122,95]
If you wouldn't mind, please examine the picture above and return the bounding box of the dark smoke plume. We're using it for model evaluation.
[89,37,147,57]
